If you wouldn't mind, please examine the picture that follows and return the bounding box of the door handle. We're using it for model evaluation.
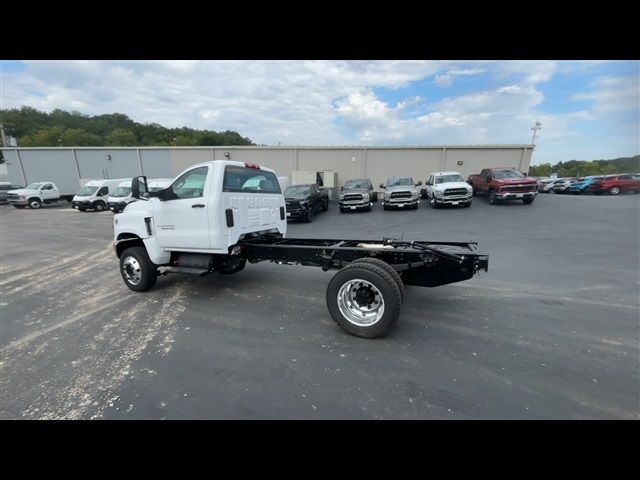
[192,203,205,208]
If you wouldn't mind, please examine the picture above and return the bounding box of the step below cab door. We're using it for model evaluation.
[153,165,211,249]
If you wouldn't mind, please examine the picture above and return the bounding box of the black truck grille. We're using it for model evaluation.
[502,184,536,192]
[7,193,19,199]
[390,191,412,199]
[443,188,468,196]
[343,194,363,201]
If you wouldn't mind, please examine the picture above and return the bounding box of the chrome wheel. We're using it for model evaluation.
[122,256,142,285]
[337,278,385,327]
[610,187,620,195]
[29,200,41,209]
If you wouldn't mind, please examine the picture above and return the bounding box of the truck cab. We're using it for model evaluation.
[114,160,286,266]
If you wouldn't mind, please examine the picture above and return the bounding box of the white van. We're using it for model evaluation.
[71,179,129,212]
[108,178,173,213]
[107,180,135,213]
[147,178,173,193]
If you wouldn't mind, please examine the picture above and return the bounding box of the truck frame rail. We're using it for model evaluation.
[238,236,488,288]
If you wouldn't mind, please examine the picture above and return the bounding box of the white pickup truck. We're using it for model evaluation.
[7,182,74,209]
[114,160,489,338]
[423,171,473,208]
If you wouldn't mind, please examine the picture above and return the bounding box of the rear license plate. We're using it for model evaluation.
[397,203,404,208]
[286,212,291,217]
[452,201,459,205]
[516,194,523,198]
[350,206,356,210]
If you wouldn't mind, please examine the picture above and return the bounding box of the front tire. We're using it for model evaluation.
[119,246,158,292]
[463,201,472,208]
[523,197,535,205]
[488,191,497,205]
[322,198,329,212]
[609,186,621,195]
[326,262,402,338]
[306,208,314,222]
[94,201,106,212]
[28,198,41,209]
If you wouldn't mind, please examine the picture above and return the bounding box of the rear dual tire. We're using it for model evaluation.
[326,258,403,338]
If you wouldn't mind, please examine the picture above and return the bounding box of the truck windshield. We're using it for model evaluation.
[284,186,311,196]
[493,169,525,179]
[344,180,369,189]
[26,183,44,189]
[435,174,465,184]
[77,186,99,196]
[387,177,414,187]
[111,186,131,197]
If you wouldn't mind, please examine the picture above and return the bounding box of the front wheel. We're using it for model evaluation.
[28,198,42,209]
[119,246,158,292]
[306,208,314,222]
[523,197,535,205]
[488,191,497,205]
[463,201,472,208]
[322,198,329,211]
[94,201,106,212]
[326,262,402,338]
[609,186,621,195]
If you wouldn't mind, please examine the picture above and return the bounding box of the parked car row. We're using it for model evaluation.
[537,174,640,195]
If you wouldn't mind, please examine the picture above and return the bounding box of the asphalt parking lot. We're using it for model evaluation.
[1,193,638,419]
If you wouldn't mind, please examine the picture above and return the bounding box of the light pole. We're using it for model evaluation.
[530,119,542,147]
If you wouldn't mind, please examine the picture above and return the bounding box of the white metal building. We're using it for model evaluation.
[0,145,534,193]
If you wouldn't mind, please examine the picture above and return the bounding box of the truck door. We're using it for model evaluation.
[154,166,211,250]
[40,183,57,201]
[480,169,491,193]
[426,175,434,198]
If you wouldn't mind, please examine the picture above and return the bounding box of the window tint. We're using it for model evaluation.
[223,166,281,194]
[169,166,208,199]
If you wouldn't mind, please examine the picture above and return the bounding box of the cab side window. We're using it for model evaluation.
[481,170,490,181]
[169,166,208,199]
[41,184,53,190]
[97,187,108,196]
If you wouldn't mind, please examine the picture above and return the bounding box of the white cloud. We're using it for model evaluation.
[435,74,453,87]
[571,75,640,114]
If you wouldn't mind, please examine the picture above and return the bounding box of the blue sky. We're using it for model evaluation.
[1,60,638,164]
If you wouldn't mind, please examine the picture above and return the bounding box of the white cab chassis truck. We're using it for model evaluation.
[114,160,489,338]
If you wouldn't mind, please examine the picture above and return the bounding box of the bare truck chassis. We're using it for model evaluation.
[147,235,489,338]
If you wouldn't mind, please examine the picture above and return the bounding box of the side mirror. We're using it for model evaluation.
[379,183,385,189]
[131,176,149,200]
[416,181,423,186]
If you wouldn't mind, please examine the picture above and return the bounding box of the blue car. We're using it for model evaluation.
[567,176,605,194]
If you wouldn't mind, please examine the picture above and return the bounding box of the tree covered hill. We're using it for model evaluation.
[529,155,640,177]
[0,106,255,147]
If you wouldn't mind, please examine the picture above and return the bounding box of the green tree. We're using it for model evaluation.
[106,128,138,146]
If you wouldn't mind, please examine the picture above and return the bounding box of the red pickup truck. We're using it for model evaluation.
[467,167,538,205]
